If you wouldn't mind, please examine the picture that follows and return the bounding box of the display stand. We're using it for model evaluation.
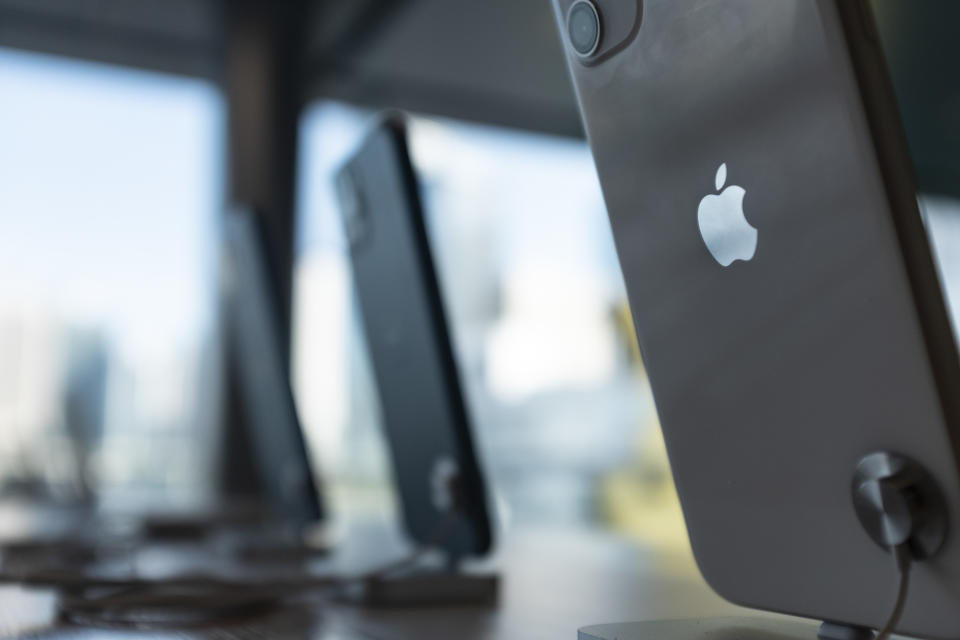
[337,545,499,607]
[341,568,500,607]
[578,617,846,640]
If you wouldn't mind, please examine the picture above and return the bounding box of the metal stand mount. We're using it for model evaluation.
[817,621,875,640]
[340,568,500,607]
[579,617,834,640]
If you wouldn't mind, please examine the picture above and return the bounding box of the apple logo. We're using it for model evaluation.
[697,163,757,267]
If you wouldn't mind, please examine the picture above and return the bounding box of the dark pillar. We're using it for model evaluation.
[218,0,309,498]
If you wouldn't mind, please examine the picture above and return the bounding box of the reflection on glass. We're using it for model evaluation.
[922,196,960,339]
[0,48,223,504]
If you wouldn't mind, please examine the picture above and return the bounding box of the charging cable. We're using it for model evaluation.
[0,494,466,629]
[873,543,911,640]
[852,452,948,640]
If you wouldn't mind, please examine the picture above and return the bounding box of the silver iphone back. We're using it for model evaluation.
[553,1,960,636]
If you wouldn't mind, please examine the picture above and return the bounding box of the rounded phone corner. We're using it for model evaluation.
[684,529,762,612]
[472,528,494,558]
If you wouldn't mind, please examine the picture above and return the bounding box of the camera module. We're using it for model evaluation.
[567,0,601,57]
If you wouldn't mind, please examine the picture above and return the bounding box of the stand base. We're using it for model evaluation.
[818,621,874,640]
[339,571,499,608]
[579,617,824,640]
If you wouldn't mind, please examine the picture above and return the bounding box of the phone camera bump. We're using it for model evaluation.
[567,0,601,57]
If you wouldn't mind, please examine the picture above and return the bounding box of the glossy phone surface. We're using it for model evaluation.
[553,1,960,635]
[336,117,493,558]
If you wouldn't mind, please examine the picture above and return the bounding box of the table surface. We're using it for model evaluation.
[0,518,766,640]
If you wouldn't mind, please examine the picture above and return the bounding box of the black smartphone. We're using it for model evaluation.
[554,1,960,636]
[336,116,493,559]
[225,207,324,527]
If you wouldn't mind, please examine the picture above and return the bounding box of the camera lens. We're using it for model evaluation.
[567,0,601,57]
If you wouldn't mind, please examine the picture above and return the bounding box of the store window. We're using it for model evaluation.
[0,48,223,504]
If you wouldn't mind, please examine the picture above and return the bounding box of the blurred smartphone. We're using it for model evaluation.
[336,116,493,558]
[225,207,324,527]
[554,0,960,635]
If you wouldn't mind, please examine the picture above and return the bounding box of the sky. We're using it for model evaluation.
[0,47,223,363]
